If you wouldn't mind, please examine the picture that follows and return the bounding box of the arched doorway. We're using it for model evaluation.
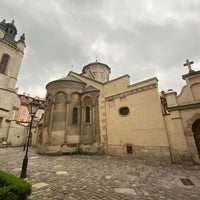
[192,118,200,157]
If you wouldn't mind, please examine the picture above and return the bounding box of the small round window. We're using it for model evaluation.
[119,107,129,116]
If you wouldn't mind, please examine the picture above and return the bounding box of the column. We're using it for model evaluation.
[92,104,95,143]
[80,106,84,144]
[64,101,70,143]
[48,102,54,144]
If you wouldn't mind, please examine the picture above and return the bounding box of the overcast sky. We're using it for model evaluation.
[1,0,200,97]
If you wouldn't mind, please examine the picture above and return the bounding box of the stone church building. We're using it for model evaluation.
[0,19,199,165]
[37,60,200,165]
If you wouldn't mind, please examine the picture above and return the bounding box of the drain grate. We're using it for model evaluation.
[180,178,195,186]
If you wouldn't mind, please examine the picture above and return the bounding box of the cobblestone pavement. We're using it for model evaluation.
[1,147,200,200]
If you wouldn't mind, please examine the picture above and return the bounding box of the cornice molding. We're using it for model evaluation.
[106,83,157,101]
[0,39,24,54]
[168,102,200,111]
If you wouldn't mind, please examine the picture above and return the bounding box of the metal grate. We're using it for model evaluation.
[180,178,195,186]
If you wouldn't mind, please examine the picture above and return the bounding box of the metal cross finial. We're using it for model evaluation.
[183,59,194,72]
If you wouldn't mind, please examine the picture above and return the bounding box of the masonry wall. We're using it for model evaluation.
[7,121,27,146]
[105,79,170,162]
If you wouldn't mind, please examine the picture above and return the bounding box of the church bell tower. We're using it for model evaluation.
[0,19,26,140]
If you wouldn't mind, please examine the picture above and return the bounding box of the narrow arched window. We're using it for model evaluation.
[72,107,78,124]
[0,54,10,74]
[85,106,90,123]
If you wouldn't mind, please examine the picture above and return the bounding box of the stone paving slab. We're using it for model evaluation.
[0,147,200,199]
[32,182,49,189]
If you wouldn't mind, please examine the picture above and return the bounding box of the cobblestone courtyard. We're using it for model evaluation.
[0,147,200,200]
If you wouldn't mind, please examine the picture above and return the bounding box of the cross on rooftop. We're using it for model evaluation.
[183,59,194,72]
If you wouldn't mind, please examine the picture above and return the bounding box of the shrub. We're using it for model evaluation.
[0,170,31,200]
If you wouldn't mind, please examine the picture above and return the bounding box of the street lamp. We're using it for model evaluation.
[20,100,40,179]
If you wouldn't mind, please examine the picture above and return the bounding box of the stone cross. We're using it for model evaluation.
[183,59,194,72]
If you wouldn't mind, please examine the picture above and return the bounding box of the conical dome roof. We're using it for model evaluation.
[0,19,18,45]
[56,75,84,83]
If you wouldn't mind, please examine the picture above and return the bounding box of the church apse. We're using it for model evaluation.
[37,74,102,155]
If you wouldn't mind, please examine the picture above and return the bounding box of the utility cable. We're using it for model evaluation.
[63,0,98,61]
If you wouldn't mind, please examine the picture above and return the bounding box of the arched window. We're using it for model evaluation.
[72,107,78,124]
[85,106,90,123]
[0,54,10,74]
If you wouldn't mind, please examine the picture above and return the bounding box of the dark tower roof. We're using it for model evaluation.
[0,19,23,46]
[83,85,100,93]
[0,19,6,31]
[46,75,85,88]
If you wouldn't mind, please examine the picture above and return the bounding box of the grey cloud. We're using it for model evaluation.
[0,0,200,97]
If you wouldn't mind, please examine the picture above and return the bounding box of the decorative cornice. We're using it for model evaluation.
[0,107,9,112]
[168,101,200,111]
[129,77,158,88]
[106,83,157,101]
[0,87,15,93]
[105,74,130,84]
[0,39,24,54]
[182,70,200,80]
